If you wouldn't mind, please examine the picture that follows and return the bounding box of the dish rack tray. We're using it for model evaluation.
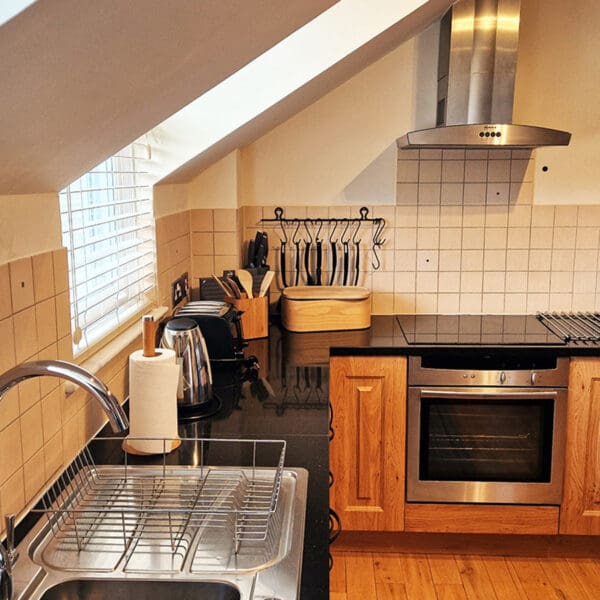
[33,437,286,565]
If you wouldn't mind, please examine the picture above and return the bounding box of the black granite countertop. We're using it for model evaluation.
[329,314,600,357]
[98,323,332,600]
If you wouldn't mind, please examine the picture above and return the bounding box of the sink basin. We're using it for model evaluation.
[13,467,308,600]
[40,580,240,600]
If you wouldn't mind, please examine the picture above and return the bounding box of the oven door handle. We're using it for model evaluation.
[419,389,558,399]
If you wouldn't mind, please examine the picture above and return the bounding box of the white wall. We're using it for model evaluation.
[0,193,61,263]
[239,39,418,207]
[187,151,239,209]
[514,0,600,205]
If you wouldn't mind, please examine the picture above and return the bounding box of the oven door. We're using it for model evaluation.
[407,387,567,504]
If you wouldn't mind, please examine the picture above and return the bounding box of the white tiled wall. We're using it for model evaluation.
[395,148,600,314]
[195,149,600,315]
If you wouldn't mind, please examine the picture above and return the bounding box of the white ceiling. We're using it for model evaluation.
[0,0,337,194]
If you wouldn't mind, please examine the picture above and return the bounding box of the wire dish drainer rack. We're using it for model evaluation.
[33,437,287,573]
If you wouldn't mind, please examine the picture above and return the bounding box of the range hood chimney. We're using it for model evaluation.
[398,0,571,149]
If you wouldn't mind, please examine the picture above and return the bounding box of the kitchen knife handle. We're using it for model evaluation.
[354,241,360,286]
[294,241,301,286]
[329,241,337,285]
[304,241,314,285]
[316,240,322,286]
[280,243,287,288]
[247,240,255,268]
[342,241,349,286]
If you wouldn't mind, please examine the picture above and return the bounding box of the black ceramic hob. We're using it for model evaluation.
[396,314,567,346]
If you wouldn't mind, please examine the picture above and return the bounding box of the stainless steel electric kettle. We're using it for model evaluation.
[161,317,213,410]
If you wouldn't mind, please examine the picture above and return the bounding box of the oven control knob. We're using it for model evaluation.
[531,372,537,385]
[500,371,506,384]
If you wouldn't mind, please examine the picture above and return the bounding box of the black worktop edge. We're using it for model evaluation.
[330,344,600,357]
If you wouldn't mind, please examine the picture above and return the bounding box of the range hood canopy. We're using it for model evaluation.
[398,0,571,149]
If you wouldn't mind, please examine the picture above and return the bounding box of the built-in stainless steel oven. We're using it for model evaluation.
[407,354,569,505]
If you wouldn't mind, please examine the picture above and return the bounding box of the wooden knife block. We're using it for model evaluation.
[225,296,269,339]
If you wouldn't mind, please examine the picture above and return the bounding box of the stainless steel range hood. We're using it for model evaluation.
[398,0,571,149]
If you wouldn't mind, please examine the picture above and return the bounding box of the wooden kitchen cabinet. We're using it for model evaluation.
[329,356,406,531]
[560,357,600,535]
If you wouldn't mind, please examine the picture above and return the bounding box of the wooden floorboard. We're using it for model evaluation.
[331,550,600,600]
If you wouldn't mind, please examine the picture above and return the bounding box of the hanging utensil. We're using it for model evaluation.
[328,220,338,286]
[340,219,351,286]
[352,220,362,286]
[315,219,323,285]
[292,220,301,286]
[304,221,315,285]
[276,208,288,288]
[371,217,387,271]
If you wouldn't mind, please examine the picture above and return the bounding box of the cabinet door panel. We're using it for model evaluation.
[560,358,600,534]
[330,356,406,531]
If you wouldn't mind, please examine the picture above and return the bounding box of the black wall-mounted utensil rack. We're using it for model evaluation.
[259,206,387,271]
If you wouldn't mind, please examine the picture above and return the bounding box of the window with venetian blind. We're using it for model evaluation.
[59,140,156,355]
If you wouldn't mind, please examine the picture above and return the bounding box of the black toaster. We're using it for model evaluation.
[174,301,246,361]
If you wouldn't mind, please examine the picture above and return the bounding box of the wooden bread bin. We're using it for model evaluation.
[281,286,371,332]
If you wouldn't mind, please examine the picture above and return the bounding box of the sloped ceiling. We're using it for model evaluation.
[0,0,337,194]
[160,0,452,184]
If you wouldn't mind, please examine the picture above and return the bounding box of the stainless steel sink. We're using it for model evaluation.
[12,466,308,600]
[39,580,240,600]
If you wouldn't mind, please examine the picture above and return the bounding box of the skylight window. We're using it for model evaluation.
[148,0,431,179]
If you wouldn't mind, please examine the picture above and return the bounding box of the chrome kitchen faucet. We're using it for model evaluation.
[0,360,129,600]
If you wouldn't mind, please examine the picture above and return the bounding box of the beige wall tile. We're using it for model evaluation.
[0,468,24,521]
[484,228,507,249]
[459,293,482,313]
[52,248,69,294]
[41,387,62,442]
[418,183,441,205]
[9,257,34,313]
[0,419,23,485]
[214,232,238,255]
[20,402,43,463]
[396,183,418,204]
[397,160,419,182]
[214,255,239,274]
[482,293,505,313]
[32,251,55,302]
[213,209,238,232]
[483,249,506,271]
[18,375,41,414]
[54,291,71,339]
[371,293,394,314]
[0,388,19,431]
[192,232,214,255]
[36,297,58,350]
[441,160,464,183]
[38,343,60,398]
[12,305,38,363]
[44,432,63,481]
[190,209,214,232]
[62,413,82,465]
[0,317,16,374]
[0,263,12,319]
[23,449,46,503]
[57,335,73,361]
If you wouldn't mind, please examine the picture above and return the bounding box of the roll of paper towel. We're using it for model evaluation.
[127,348,180,454]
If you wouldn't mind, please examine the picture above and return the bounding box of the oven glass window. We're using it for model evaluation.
[419,399,554,482]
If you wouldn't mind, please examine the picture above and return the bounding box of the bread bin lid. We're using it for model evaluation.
[282,286,370,301]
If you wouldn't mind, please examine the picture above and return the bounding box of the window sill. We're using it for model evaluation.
[66,306,168,388]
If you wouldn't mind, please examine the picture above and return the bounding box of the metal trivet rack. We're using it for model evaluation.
[34,437,286,573]
[537,312,600,343]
